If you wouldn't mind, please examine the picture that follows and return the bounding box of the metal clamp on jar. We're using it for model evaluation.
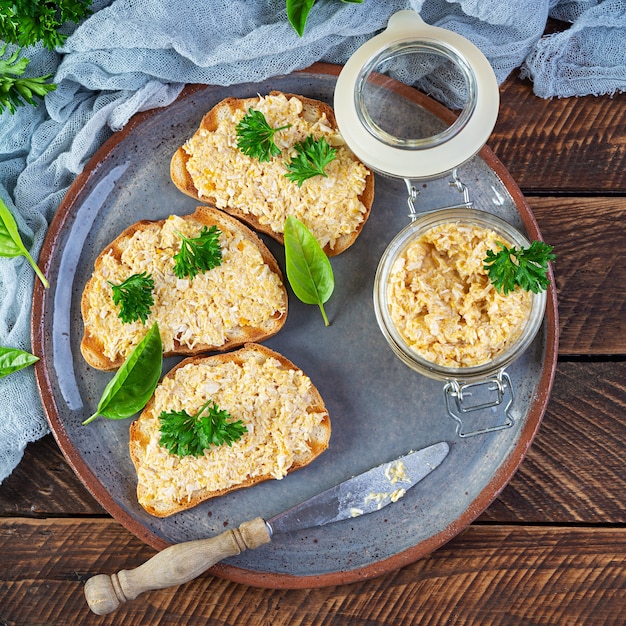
[334,10,547,437]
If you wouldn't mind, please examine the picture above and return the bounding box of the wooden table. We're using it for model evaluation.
[2,68,625,624]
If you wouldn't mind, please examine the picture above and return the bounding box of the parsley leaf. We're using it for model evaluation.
[484,240,556,295]
[236,108,292,162]
[0,45,56,115]
[173,225,222,280]
[108,272,155,324]
[284,135,337,186]
[159,400,248,457]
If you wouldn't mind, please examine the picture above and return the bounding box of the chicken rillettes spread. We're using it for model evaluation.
[387,222,532,368]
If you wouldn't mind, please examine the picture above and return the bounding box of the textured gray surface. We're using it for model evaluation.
[37,70,550,581]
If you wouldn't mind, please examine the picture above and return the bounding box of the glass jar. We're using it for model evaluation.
[372,209,547,437]
[373,208,547,379]
[334,11,549,436]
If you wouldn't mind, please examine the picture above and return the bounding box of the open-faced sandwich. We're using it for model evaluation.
[171,91,374,256]
[81,206,288,371]
[129,343,331,517]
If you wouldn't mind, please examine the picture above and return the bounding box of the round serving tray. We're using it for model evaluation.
[32,63,558,588]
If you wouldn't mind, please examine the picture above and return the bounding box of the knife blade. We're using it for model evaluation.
[84,441,449,615]
[268,440,449,534]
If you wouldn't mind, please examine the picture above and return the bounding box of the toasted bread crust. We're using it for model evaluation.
[130,343,331,517]
[80,206,288,371]
[170,91,374,256]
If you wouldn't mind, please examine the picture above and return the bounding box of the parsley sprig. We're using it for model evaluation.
[235,106,338,187]
[284,135,337,186]
[159,400,248,457]
[484,240,556,295]
[0,45,56,114]
[173,225,222,280]
[108,272,155,324]
[236,108,292,162]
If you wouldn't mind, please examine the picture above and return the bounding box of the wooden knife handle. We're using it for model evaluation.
[83,517,271,615]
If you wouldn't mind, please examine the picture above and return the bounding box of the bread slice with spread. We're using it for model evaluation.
[129,343,330,517]
[80,206,288,371]
[170,91,374,256]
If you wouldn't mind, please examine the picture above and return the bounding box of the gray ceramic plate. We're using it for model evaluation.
[32,64,558,588]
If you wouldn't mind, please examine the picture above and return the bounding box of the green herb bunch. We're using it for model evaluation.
[236,108,292,162]
[235,108,338,185]
[0,0,92,49]
[284,135,337,187]
[159,400,248,457]
[0,0,92,114]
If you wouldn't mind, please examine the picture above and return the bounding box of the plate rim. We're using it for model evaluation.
[31,62,559,588]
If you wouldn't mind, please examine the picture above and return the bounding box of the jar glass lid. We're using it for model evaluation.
[355,40,476,150]
[334,11,500,180]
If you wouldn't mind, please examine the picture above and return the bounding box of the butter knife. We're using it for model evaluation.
[85,440,449,614]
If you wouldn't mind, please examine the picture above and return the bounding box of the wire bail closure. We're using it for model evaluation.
[405,168,473,221]
[444,371,515,438]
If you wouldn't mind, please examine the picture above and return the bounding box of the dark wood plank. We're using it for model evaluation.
[492,76,626,194]
[0,433,104,517]
[3,361,625,527]
[1,518,624,625]
[531,197,626,355]
[480,360,626,524]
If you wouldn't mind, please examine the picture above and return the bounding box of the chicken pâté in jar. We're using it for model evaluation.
[374,208,549,381]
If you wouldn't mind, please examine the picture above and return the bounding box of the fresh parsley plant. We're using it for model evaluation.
[236,108,292,162]
[284,135,337,186]
[108,272,155,324]
[159,400,248,457]
[235,106,337,187]
[173,225,223,280]
[0,0,92,113]
[0,0,93,50]
[484,240,556,295]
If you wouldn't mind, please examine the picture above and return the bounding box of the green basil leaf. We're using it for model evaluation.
[83,322,162,424]
[286,0,316,37]
[0,346,39,379]
[0,198,25,258]
[284,215,334,326]
[0,198,49,287]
